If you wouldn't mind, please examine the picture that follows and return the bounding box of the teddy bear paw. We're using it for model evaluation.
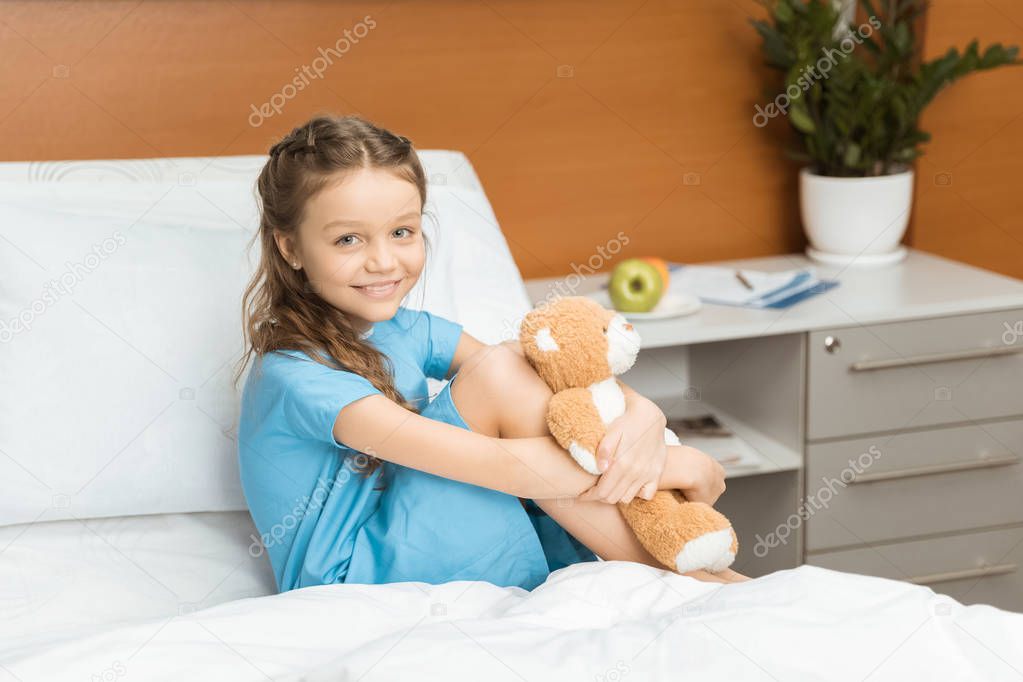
[567,441,601,475]
[674,527,736,574]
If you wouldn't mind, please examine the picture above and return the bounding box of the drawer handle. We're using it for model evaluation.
[849,345,1023,372]
[849,454,1021,484]
[906,562,1018,586]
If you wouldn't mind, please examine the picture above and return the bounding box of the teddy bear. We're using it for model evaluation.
[519,295,738,574]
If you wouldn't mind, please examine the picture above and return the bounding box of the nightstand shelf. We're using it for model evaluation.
[661,402,803,479]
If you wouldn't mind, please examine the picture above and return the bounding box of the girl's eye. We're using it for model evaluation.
[335,228,414,246]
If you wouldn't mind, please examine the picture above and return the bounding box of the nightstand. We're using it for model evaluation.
[524,248,1023,611]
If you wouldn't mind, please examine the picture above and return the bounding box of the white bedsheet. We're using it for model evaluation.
[0,511,275,656]
[2,560,1020,681]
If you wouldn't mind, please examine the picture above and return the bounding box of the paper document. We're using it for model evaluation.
[666,263,838,309]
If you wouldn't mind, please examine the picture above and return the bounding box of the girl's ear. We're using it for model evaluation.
[273,230,299,268]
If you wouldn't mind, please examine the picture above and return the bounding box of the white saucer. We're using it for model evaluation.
[587,289,702,320]
[806,245,907,268]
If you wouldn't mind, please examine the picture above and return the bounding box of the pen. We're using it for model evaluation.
[735,270,754,290]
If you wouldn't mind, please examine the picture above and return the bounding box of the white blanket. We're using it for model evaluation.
[3,561,1020,681]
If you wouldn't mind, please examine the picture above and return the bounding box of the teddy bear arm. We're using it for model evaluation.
[547,388,606,475]
[621,497,738,574]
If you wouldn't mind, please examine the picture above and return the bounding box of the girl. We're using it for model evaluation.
[235,114,749,593]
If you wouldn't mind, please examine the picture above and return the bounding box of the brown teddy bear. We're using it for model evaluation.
[519,295,738,574]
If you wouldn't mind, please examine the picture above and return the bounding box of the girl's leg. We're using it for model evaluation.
[450,344,750,584]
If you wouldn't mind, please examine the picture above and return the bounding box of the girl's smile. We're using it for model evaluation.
[352,276,404,299]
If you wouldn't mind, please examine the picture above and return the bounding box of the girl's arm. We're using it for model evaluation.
[443,331,488,380]
[335,392,713,501]
[619,380,650,411]
[334,393,598,499]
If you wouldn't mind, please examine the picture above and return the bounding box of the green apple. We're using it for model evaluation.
[608,258,664,312]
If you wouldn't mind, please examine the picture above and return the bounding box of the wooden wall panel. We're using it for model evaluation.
[3,1,828,279]
[911,0,1023,280]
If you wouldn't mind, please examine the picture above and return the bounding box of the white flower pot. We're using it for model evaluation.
[799,167,914,267]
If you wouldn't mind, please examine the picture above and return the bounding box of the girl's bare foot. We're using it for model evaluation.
[682,567,751,583]
[714,567,752,582]
[681,569,729,583]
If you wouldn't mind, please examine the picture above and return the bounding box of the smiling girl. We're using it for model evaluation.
[235,114,748,593]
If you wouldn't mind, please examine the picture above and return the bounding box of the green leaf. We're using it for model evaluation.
[775,0,794,23]
[861,0,881,21]
[789,101,816,133]
[895,23,910,53]
[749,0,1020,176]
[843,142,862,167]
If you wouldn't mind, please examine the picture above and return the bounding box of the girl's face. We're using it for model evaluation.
[276,167,425,333]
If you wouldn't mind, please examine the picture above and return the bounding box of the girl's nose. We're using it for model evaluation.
[367,242,397,271]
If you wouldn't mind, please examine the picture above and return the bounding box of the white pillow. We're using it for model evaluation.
[0,187,263,527]
[0,152,525,526]
[434,184,533,344]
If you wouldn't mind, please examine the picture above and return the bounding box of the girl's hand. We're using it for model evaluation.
[674,445,727,506]
[577,396,667,505]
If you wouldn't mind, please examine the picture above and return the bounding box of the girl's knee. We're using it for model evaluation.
[452,343,552,438]
[462,343,547,394]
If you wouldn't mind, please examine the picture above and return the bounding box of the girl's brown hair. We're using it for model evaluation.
[235,114,430,479]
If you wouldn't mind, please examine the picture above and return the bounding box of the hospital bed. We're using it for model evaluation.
[0,152,1020,680]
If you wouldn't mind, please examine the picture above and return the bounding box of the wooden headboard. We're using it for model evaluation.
[2,0,1020,280]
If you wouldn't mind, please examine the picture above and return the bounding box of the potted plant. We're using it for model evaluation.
[751,0,1020,266]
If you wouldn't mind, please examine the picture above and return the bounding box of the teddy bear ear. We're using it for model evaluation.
[533,327,559,352]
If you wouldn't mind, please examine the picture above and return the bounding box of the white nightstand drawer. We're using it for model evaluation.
[806,525,1023,612]
[805,419,1023,552]
[807,308,1023,440]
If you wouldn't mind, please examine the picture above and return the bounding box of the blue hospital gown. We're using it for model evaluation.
[237,306,597,592]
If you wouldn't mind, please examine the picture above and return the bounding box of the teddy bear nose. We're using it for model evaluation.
[624,323,633,331]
